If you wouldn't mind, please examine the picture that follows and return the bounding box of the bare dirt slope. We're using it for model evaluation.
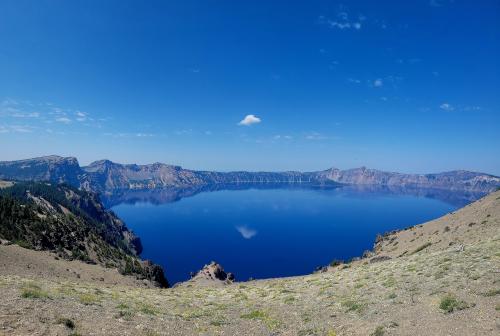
[1,191,499,336]
[0,242,153,288]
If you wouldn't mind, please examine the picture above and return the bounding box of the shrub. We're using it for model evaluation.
[57,318,75,329]
[371,326,385,336]
[240,310,268,320]
[138,303,159,315]
[79,293,99,305]
[439,294,469,313]
[15,240,33,249]
[21,284,49,299]
[329,259,343,267]
[341,299,364,313]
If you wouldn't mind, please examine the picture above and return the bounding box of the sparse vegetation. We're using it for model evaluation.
[240,310,280,330]
[439,294,469,313]
[21,283,49,299]
[240,310,268,320]
[371,326,385,336]
[79,293,100,305]
[482,288,500,297]
[341,299,364,313]
[138,303,160,315]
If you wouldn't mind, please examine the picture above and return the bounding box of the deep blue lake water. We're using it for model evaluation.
[111,186,472,284]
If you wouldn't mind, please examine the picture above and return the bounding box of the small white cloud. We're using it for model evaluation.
[319,10,364,31]
[174,129,193,135]
[463,106,481,111]
[135,133,154,137]
[238,114,261,126]
[274,134,293,140]
[55,117,71,123]
[348,78,361,84]
[236,225,257,239]
[11,112,40,118]
[373,79,383,87]
[75,111,87,121]
[440,103,454,111]
[305,132,328,141]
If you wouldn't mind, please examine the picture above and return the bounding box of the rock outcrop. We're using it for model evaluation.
[188,261,235,286]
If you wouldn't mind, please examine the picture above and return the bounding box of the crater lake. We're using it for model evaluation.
[109,185,482,284]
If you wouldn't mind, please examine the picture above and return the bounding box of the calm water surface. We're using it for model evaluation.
[111,187,464,284]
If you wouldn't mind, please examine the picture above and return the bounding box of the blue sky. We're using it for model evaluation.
[0,0,499,174]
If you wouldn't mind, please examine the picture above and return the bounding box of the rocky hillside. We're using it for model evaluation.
[0,181,168,287]
[0,155,499,194]
[0,189,498,335]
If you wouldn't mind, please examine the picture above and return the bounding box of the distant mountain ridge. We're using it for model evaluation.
[0,155,498,194]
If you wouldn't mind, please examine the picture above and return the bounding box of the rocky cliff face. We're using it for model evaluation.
[81,160,207,192]
[319,167,500,192]
[0,155,82,186]
[1,156,499,194]
[0,181,168,287]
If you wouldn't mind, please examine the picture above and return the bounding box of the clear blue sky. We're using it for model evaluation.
[1,0,499,174]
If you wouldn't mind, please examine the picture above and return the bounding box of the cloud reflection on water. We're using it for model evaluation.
[236,225,258,239]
